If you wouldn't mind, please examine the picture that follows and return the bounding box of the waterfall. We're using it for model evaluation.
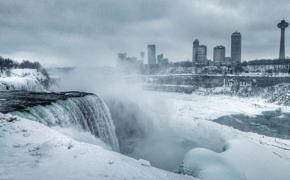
[0,77,46,91]
[11,95,120,151]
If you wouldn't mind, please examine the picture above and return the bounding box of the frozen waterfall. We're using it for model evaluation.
[11,95,120,151]
[0,77,46,91]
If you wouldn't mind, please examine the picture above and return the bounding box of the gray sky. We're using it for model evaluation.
[0,0,289,67]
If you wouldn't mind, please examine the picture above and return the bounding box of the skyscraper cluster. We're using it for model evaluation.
[192,32,242,66]
[157,54,169,65]
[192,39,207,64]
[147,44,169,66]
[118,19,288,72]
[117,52,143,69]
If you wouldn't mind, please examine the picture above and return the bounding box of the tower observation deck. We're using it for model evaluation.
[277,19,289,60]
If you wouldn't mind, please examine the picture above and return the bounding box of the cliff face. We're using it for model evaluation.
[144,74,290,88]
[143,75,290,105]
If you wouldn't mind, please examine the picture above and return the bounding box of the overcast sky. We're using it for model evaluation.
[0,0,289,67]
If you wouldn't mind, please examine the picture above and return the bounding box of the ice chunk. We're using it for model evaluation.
[138,159,151,167]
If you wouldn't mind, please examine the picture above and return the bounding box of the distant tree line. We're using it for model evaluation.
[0,56,45,69]
[242,59,290,65]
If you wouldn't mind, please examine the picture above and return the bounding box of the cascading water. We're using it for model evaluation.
[0,77,46,91]
[11,95,120,151]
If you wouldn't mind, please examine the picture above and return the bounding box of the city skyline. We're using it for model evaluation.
[122,18,289,65]
[0,0,289,67]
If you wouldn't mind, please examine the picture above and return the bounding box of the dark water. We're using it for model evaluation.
[0,91,93,113]
[214,110,290,139]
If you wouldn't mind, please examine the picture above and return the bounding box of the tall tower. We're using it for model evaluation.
[147,44,156,65]
[140,51,145,64]
[192,39,199,63]
[277,19,289,60]
[231,32,242,64]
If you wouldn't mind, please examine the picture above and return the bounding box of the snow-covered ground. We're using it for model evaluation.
[0,69,47,91]
[0,114,195,180]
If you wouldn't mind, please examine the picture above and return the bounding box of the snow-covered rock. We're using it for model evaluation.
[182,139,290,180]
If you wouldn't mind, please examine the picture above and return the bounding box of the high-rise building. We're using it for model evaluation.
[197,45,207,63]
[213,45,226,64]
[140,51,145,63]
[117,53,127,66]
[157,53,169,65]
[157,54,164,64]
[192,39,207,64]
[231,32,242,64]
[192,39,199,62]
[147,44,156,65]
[277,19,289,60]
[225,57,232,65]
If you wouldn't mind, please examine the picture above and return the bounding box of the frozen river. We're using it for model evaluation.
[49,68,290,179]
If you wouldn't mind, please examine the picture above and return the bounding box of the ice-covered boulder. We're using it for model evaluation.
[181,148,245,180]
[180,139,290,180]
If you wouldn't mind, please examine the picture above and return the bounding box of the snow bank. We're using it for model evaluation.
[51,127,111,150]
[0,114,195,180]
